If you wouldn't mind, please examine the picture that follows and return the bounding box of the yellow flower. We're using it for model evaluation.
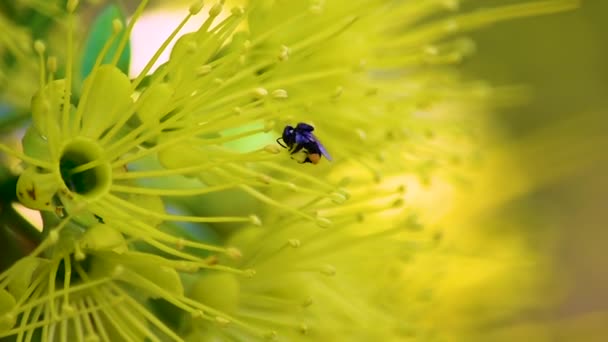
[0,0,580,340]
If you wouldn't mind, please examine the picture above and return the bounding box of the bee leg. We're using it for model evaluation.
[295,156,312,164]
[289,144,305,155]
[276,137,287,148]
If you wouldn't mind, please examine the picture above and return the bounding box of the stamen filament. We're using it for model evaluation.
[103,286,181,342]
[0,144,54,170]
[84,297,111,342]
[61,12,74,139]
[132,3,188,88]
[62,255,71,312]
[109,183,240,196]
[110,0,150,67]
[91,199,229,254]
[239,185,318,222]
[104,193,253,223]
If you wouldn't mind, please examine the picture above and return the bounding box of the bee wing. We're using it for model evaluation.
[294,130,332,161]
[314,136,332,161]
[294,131,314,144]
[296,122,315,132]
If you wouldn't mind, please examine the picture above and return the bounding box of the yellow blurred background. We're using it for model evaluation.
[461,0,608,339]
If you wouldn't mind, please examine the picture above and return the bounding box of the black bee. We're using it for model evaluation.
[277,123,332,164]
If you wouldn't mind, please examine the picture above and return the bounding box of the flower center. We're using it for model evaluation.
[59,138,111,199]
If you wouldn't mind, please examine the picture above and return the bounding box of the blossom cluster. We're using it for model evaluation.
[0,0,577,340]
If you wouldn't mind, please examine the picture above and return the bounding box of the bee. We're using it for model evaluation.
[276,123,332,164]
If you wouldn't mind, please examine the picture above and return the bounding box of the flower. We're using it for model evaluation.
[0,0,579,341]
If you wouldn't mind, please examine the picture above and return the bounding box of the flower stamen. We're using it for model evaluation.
[61,1,77,139]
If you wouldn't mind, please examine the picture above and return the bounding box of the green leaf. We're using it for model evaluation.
[80,5,131,79]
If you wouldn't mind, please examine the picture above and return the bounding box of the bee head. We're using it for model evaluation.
[282,125,295,141]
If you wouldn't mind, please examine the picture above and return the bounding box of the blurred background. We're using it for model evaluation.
[461,0,608,339]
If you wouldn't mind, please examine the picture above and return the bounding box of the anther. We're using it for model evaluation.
[264,144,281,154]
[112,19,123,33]
[315,216,332,228]
[272,89,288,99]
[226,247,242,259]
[215,316,230,325]
[209,1,224,18]
[251,87,268,99]
[34,40,46,55]
[189,1,204,15]
[330,192,347,204]
[196,64,212,75]
[249,214,262,226]
[278,45,290,61]
[231,6,244,16]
